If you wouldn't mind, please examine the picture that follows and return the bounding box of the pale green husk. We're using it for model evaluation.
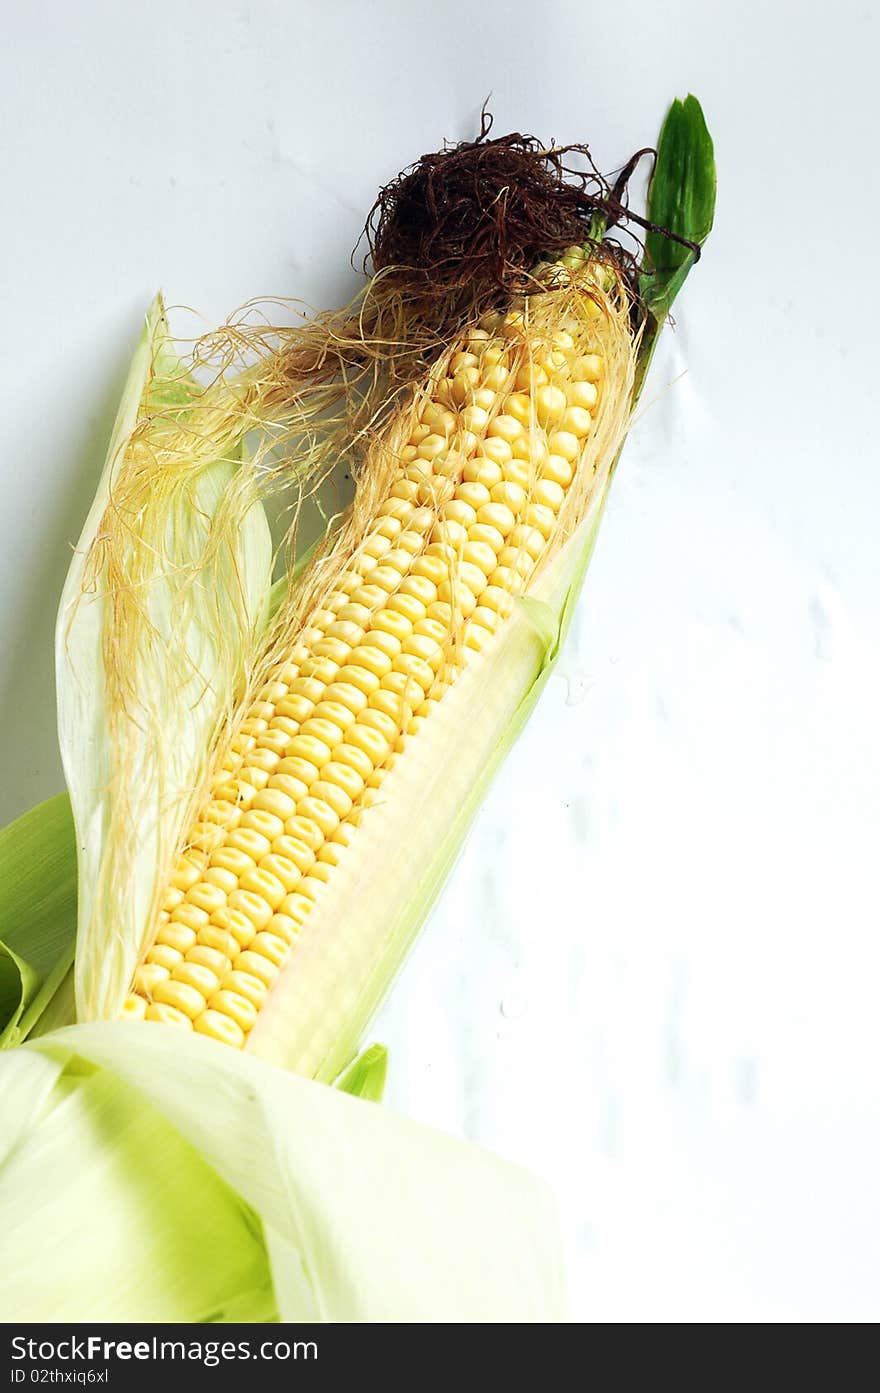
[56,297,273,1024]
[0,793,76,1047]
[0,1023,564,1322]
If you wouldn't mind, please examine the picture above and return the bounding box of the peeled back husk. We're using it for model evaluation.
[56,296,274,1024]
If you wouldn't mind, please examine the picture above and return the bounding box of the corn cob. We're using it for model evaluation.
[122,249,611,1048]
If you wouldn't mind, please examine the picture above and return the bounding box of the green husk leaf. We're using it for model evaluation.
[2,1024,564,1322]
[335,1043,388,1102]
[0,793,77,1047]
[56,297,274,1023]
[0,1040,276,1322]
[641,94,716,319]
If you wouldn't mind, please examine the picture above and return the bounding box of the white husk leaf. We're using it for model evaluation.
[3,1023,565,1323]
[55,298,273,1023]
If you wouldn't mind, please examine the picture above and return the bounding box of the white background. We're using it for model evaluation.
[2,0,879,1321]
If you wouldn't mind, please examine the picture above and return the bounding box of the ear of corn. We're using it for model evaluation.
[120,261,636,1074]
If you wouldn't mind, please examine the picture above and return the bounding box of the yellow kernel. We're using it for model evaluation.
[486,414,522,444]
[386,593,427,625]
[252,787,298,821]
[274,694,312,723]
[187,945,231,975]
[346,644,391,679]
[313,699,358,731]
[210,989,258,1033]
[204,865,238,895]
[392,653,438,692]
[194,1009,245,1049]
[541,454,573,487]
[378,496,415,521]
[441,498,477,529]
[333,664,379,697]
[547,430,580,463]
[228,888,274,930]
[245,746,280,775]
[463,621,493,653]
[210,907,257,948]
[171,902,210,933]
[370,609,412,643]
[507,524,545,559]
[300,717,345,748]
[172,961,220,998]
[203,798,240,828]
[186,882,227,916]
[561,406,592,438]
[450,350,479,372]
[236,950,278,988]
[160,885,184,913]
[266,912,298,944]
[297,795,341,835]
[223,970,267,1007]
[250,931,291,968]
[273,835,316,873]
[147,944,183,971]
[567,379,599,411]
[431,518,468,551]
[391,479,420,503]
[280,892,314,925]
[318,841,345,867]
[526,502,557,538]
[152,978,206,1019]
[235,767,270,794]
[535,384,567,425]
[437,580,478,617]
[284,816,324,852]
[227,827,272,860]
[255,730,292,757]
[511,433,548,465]
[320,759,365,800]
[451,368,480,404]
[514,363,548,391]
[345,723,390,765]
[477,502,516,537]
[242,808,287,842]
[461,404,489,433]
[197,924,240,959]
[259,853,302,892]
[156,922,197,954]
[571,353,603,382]
[462,456,502,488]
[361,534,391,563]
[170,858,202,892]
[286,734,332,769]
[497,546,533,577]
[132,963,168,997]
[490,481,528,513]
[468,522,505,552]
[505,392,533,426]
[122,994,147,1020]
[297,876,327,904]
[322,681,368,716]
[145,1002,192,1029]
[238,866,286,911]
[532,477,566,511]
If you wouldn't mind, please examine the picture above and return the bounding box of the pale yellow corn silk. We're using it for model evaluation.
[112,254,636,1066]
